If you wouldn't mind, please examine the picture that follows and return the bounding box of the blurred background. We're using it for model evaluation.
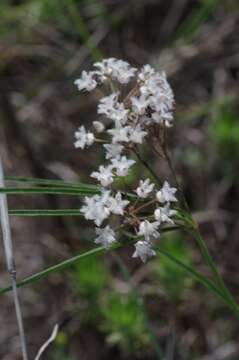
[0,0,239,359]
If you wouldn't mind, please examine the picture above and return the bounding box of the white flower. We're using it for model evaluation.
[94,58,136,84]
[156,181,177,203]
[91,165,114,187]
[139,70,174,126]
[151,111,173,127]
[109,103,129,124]
[131,94,149,115]
[74,126,95,149]
[94,58,116,78]
[154,203,177,224]
[136,178,154,198]
[111,59,136,84]
[129,124,147,144]
[98,94,128,124]
[132,241,156,263]
[103,143,124,159]
[98,93,118,116]
[111,156,135,177]
[107,192,129,215]
[138,64,155,82]
[93,121,105,133]
[95,225,116,249]
[137,220,160,242]
[107,125,131,143]
[74,71,98,91]
[80,194,111,226]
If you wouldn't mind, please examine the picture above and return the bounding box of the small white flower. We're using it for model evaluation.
[95,225,116,249]
[151,111,173,127]
[132,241,156,263]
[94,58,136,84]
[137,220,160,242]
[138,64,155,82]
[129,124,147,144]
[154,203,177,224]
[91,165,114,187]
[107,125,131,143]
[136,178,154,198]
[94,58,116,78]
[107,192,129,215]
[103,143,124,159]
[156,181,177,203]
[74,71,97,91]
[111,156,135,177]
[93,121,105,133]
[109,103,129,124]
[98,93,128,124]
[131,94,149,115]
[80,194,110,226]
[74,126,95,149]
[98,93,119,116]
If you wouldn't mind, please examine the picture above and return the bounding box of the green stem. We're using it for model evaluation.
[190,225,239,316]
[162,141,239,317]
[132,148,162,187]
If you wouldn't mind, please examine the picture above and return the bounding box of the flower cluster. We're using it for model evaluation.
[74,58,177,262]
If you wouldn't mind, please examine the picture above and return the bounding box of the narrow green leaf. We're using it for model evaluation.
[5,176,99,190]
[0,237,232,315]
[155,247,230,308]
[9,209,83,217]
[0,187,98,196]
[0,245,119,295]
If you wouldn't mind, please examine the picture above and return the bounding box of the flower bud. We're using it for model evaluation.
[93,121,105,133]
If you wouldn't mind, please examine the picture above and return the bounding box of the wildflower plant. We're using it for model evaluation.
[1,58,239,359]
[74,58,177,262]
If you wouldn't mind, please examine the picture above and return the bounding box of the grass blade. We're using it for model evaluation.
[5,176,99,190]
[0,245,119,295]
[0,186,99,196]
[9,209,83,217]
[0,237,234,315]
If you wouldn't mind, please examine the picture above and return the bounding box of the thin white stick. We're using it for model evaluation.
[34,324,59,360]
[0,157,28,360]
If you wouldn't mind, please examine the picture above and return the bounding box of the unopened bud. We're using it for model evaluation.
[93,121,105,133]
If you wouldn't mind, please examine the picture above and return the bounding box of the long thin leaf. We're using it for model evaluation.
[1,183,136,200]
[155,247,229,308]
[0,241,232,313]
[190,228,239,317]
[0,245,119,295]
[5,176,99,190]
[0,187,98,196]
[9,209,83,217]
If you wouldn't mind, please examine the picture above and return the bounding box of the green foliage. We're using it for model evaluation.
[152,232,194,300]
[175,0,220,42]
[70,253,108,323]
[210,102,239,176]
[70,253,152,354]
[100,292,150,352]
[71,254,108,297]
